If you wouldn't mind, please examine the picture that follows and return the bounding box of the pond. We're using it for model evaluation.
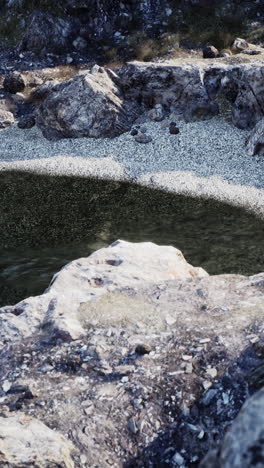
[0,170,264,306]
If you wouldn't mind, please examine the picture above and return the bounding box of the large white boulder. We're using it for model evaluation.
[0,240,208,343]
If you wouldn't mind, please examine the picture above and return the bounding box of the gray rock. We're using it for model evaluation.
[119,62,219,122]
[241,49,262,56]
[18,10,79,55]
[135,132,153,143]
[18,115,36,129]
[37,68,140,140]
[3,72,25,94]
[230,66,264,129]
[203,45,219,59]
[245,118,264,156]
[135,343,152,354]
[72,36,88,50]
[231,37,249,54]
[0,413,75,467]
[169,123,180,134]
[148,103,165,121]
[0,109,14,128]
[119,61,264,130]
[200,388,264,468]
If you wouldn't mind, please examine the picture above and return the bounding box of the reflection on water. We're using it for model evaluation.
[0,171,264,306]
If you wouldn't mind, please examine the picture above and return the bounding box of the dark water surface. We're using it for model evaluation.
[0,170,264,306]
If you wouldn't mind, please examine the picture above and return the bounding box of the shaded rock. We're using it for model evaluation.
[0,109,14,128]
[135,132,152,143]
[169,122,180,134]
[245,118,264,156]
[231,37,249,54]
[3,72,25,94]
[29,79,60,103]
[203,45,219,59]
[200,388,264,468]
[135,343,152,355]
[72,36,88,50]
[0,413,75,467]
[17,115,35,129]
[241,49,262,56]
[119,62,219,121]
[231,66,264,129]
[19,10,79,55]
[216,65,264,129]
[37,68,140,140]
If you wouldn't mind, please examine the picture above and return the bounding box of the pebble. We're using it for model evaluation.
[202,380,213,390]
[202,388,218,406]
[182,355,192,361]
[2,381,12,393]
[206,367,218,379]
[114,365,135,376]
[172,452,185,466]
[128,416,138,434]
[185,363,193,374]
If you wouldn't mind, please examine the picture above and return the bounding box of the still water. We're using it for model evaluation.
[0,171,263,306]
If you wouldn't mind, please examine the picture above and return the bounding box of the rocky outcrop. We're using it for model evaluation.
[200,388,264,468]
[36,67,140,139]
[0,240,208,343]
[246,118,264,156]
[0,241,264,466]
[0,413,75,467]
[226,65,264,129]
[120,61,264,129]
[119,61,219,121]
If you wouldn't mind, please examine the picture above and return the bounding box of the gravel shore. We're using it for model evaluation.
[1,116,264,217]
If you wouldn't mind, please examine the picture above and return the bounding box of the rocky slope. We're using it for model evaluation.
[0,240,264,467]
[0,0,263,58]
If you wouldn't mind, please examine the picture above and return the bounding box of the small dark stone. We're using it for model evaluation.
[135,343,152,355]
[18,115,36,129]
[130,129,138,136]
[169,123,180,135]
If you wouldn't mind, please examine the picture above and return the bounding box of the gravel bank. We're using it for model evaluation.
[1,116,264,217]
